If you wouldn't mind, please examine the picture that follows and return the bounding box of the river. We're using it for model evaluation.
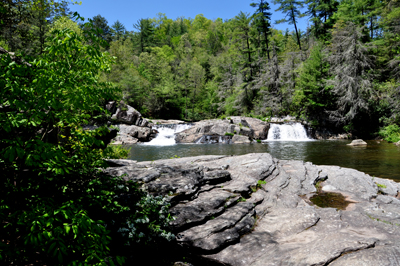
[127,140,400,182]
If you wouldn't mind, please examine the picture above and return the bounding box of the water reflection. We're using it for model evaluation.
[127,140,400,182]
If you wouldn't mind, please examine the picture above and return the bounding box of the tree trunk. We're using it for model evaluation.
[246,37,253,77]
[291,9,302,51]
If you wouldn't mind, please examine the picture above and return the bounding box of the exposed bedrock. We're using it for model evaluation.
[105,153,400,266]
[175,117,270,144]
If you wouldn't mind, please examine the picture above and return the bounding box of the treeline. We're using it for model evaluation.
[100,0,399,137]
[1,0,400,137]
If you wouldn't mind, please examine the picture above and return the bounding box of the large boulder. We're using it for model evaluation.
[112,124,152,144]
[106,153,400,265]
[175,117,269,144]
[105,102,154,144]
[110,103,152,128]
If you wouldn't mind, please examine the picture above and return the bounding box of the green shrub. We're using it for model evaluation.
[225,132,234,136]
[0,24,173,265]
[256,139,261,143]
[103,145,131,159]
[379,125,400,143]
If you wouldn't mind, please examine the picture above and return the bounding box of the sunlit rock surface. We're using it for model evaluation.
[106,153,400,265]
[175,117,269,144]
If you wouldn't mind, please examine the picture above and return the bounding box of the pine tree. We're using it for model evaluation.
[328,22,374,124]
[111,20,126,41]
[250,0,272,59]
[257,42,282,115]
[90,15,112,45]
[295,42,330,116]
[133,18,155,53]
[274,0,305,50]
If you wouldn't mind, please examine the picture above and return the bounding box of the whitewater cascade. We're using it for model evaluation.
[144,124,193,146]
[266,123,312,141]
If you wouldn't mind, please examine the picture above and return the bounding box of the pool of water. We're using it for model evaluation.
[127,140,400,182]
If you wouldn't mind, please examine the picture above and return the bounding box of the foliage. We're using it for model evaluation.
[103,145,131,159]
[379,124,400,142]
[0,20,173,265]
[294,42,331,117]
[257,180,267,188]
[8,0,398,136]
[327,22,374,125]
[274,0,305,50]
[376,183,387,188]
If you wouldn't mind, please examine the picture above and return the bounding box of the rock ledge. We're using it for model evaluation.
[106,153,400,266]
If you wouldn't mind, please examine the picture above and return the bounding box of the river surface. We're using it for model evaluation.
[127,140,400,182]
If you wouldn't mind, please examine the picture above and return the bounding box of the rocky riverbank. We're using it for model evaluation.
[105,153,400,266]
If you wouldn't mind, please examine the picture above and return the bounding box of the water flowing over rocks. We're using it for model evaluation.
[105,153,400,265]
[175,117,270,144]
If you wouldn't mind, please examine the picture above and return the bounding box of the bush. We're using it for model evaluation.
[379,125,400,143]
[225,132,234,136]
[103,145,131,159]
[0,21,173,265]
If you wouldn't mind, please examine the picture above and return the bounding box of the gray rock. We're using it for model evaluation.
[115,124,151,142]
[105,101,117,114]
[347,139,368,146]
[232,135,251,143]
[106,153,400,265]
[175,117,269,143]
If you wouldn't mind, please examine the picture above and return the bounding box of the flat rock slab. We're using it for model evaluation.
[106,153,400,266]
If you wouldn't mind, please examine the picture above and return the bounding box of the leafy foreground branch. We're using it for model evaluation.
[0,25,174,265]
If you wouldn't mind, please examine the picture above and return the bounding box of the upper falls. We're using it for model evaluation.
[266,123,311,141]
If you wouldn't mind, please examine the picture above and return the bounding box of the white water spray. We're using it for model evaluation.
[266,123,311,141]
[144,124,192,146]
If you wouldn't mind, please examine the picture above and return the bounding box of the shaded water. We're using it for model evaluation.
[127,140,400,182]
[309,192,352,210]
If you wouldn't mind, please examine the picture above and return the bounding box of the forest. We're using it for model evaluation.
[1,0,400,265]
[2,0,400,137]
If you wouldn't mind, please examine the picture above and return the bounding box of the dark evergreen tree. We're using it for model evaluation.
[250,0,272,59]
[111,20,126,41]
[274,0,305,50]
[133,18,155,53]
[90,15,112,45]
[328,23,374,124]
[295,42,330,116]
[257,42,282,115]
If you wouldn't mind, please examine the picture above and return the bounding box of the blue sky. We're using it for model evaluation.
[72,0,309,33]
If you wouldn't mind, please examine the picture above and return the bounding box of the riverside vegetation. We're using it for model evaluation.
[0,7,174,265]
[1,0,400,265]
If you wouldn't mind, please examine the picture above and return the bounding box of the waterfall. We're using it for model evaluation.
[266,123,312,141]
[144,124,192,146]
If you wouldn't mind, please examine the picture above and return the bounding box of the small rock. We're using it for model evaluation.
[347,139,367,146]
